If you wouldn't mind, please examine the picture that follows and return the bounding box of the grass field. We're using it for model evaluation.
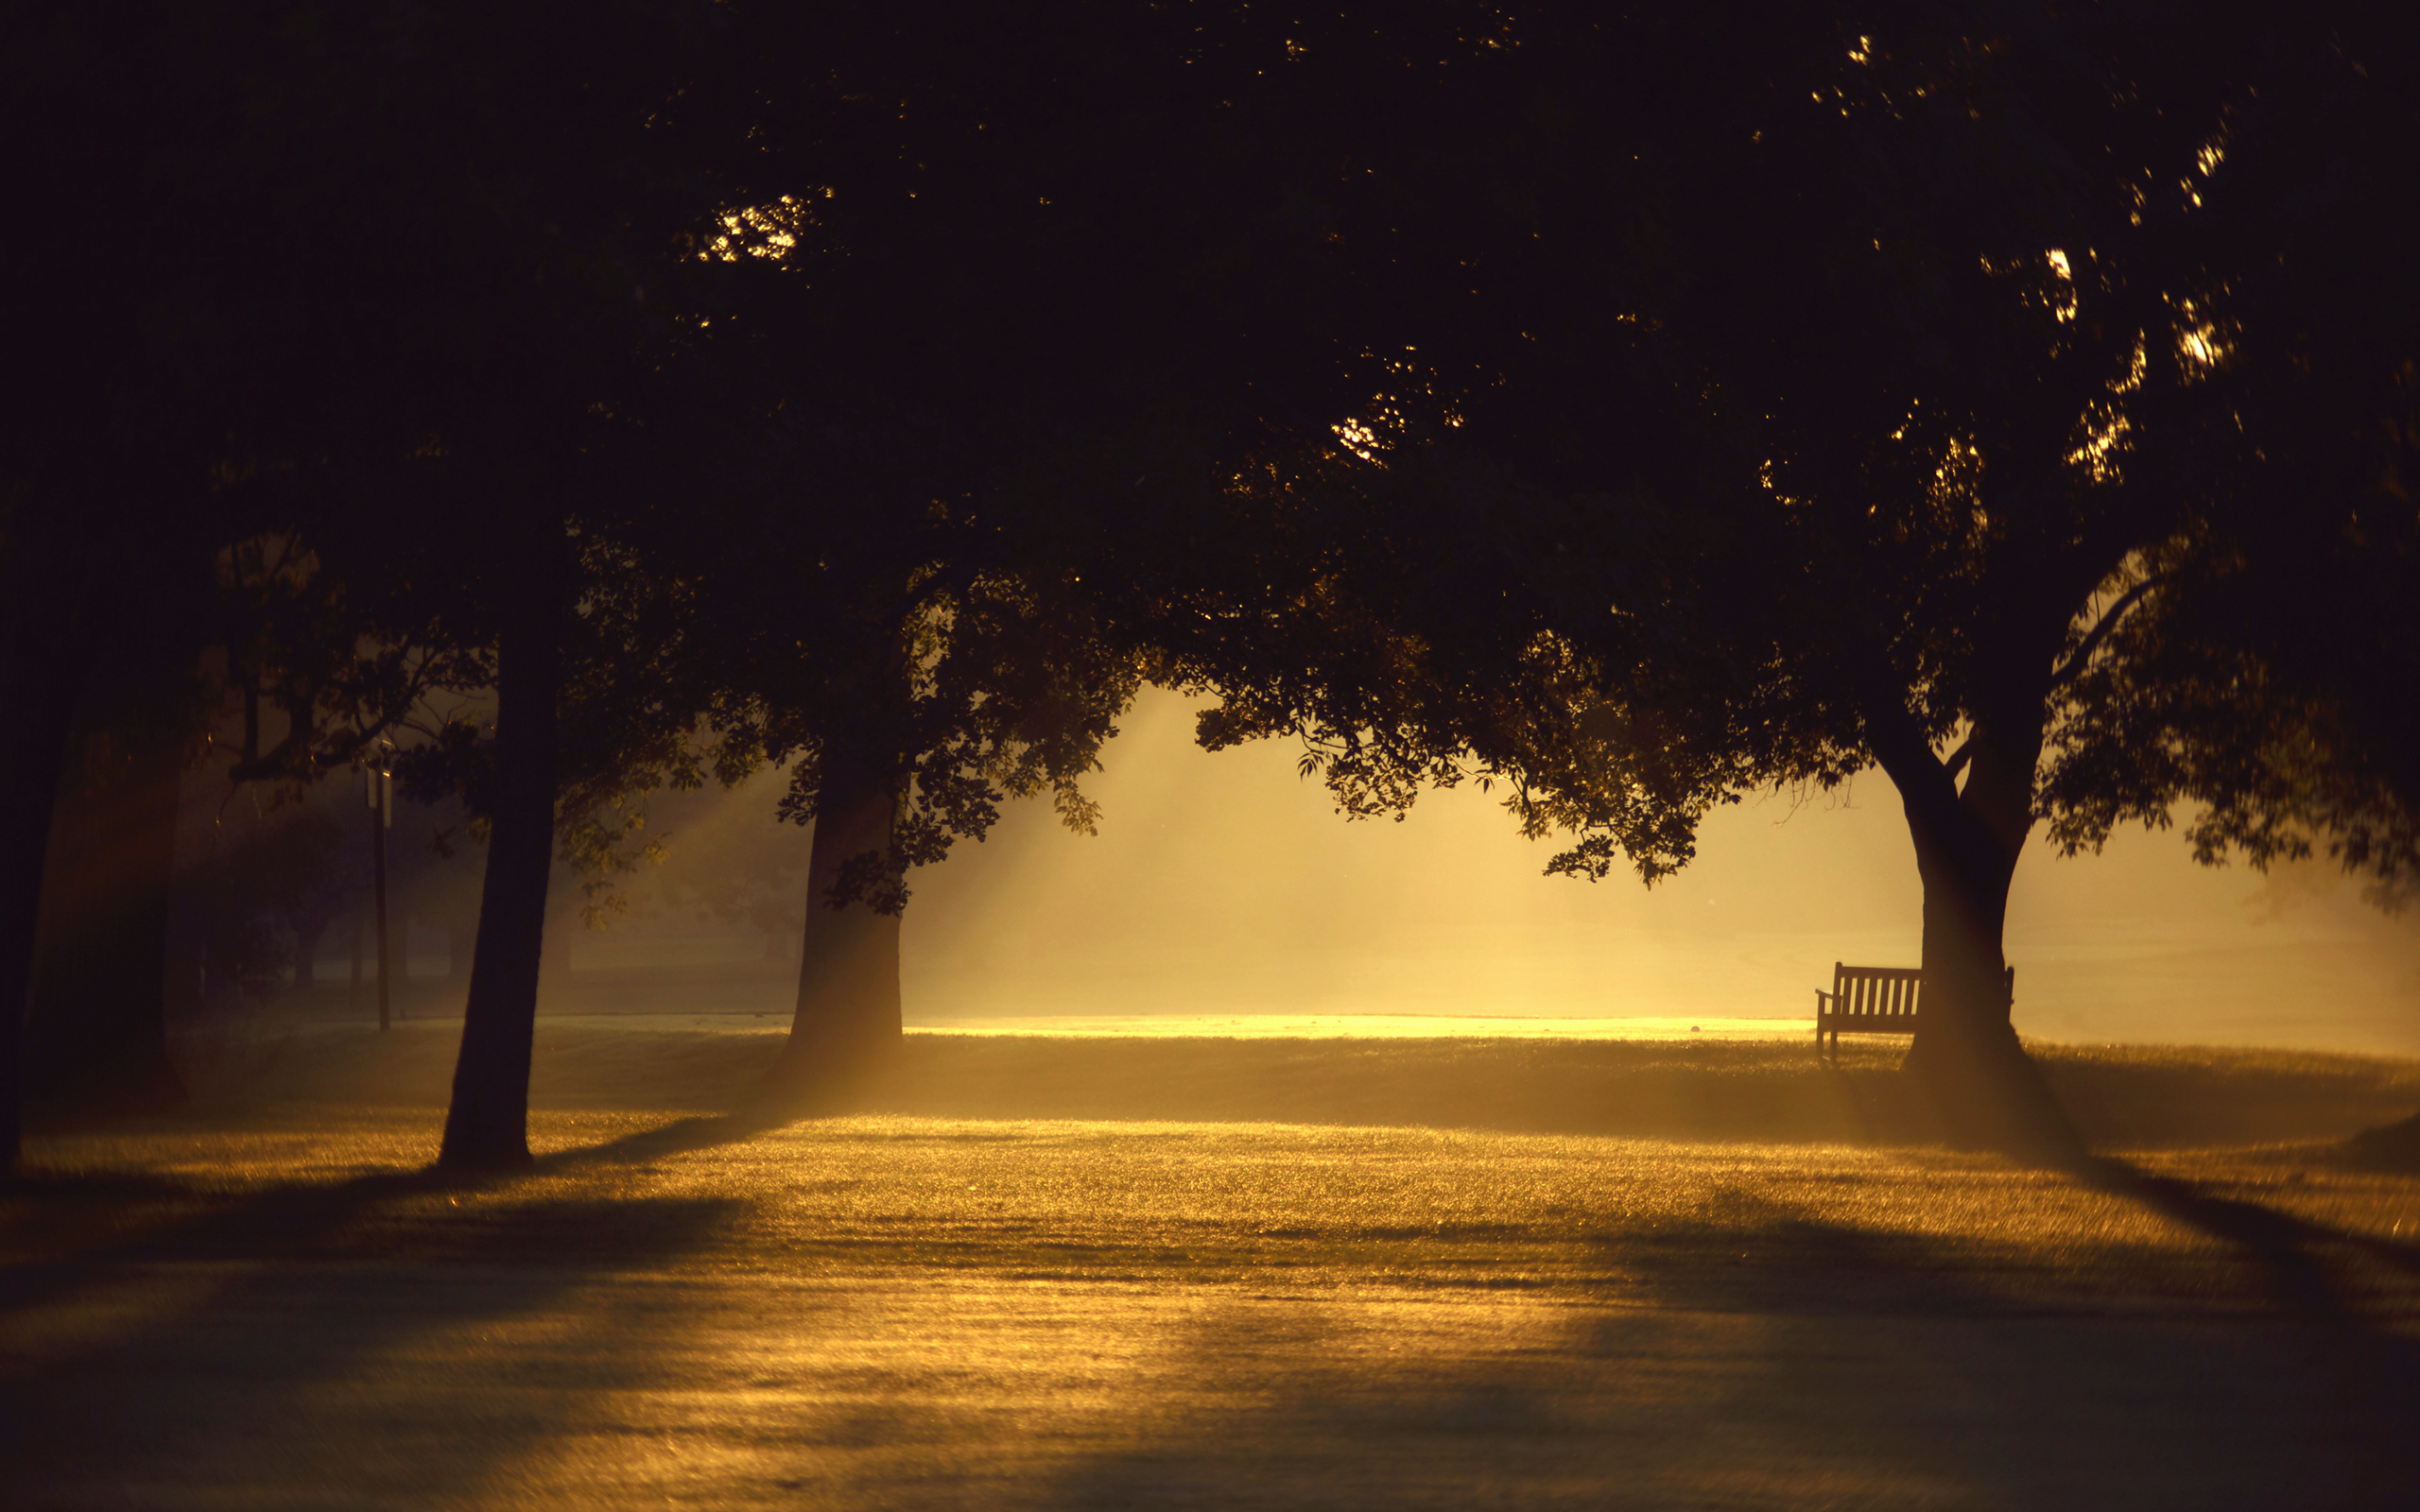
[5,1025,2418,1509]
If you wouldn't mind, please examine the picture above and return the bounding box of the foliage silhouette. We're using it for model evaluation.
[1139,2,2419,1154]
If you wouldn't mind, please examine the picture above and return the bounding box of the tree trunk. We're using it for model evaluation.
[438,595,562,1172]
[766,761,902,1108]
[0,673,82,1174]
[22,720,188,1123]
[1893,718,2081,1161]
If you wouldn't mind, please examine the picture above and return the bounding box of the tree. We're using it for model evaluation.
[1135,2,2414,1156]
[651,1,1358,1104]
[701,529,1142,1105]
[1,0,758,1172]
[264,0,766,1169]
[0,0,389,1166]
[18,650,202,1120]
[2039,0,2420,899]
[2033,2,2420,1153]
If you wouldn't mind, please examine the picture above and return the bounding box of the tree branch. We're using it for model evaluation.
[2048,576,2163,691]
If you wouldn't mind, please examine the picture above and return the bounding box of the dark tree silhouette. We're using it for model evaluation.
[0,0,376,1164]
[0,0,748,1171]
[1143,2,2416,1155]
[277,1,759,1169]
[11,0,2403,1177]
[654,3,1363,1103]
[20,657,199,1121]
[2037,0,2420,897]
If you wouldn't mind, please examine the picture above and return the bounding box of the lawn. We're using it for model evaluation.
[4,1025,2416,1509]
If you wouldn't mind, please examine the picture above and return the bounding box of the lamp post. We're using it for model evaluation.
[369,741,394,1030]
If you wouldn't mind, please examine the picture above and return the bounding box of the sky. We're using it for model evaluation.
[871,687,2420,1055]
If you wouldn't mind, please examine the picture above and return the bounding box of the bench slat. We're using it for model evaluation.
[1813,962,2014,1065]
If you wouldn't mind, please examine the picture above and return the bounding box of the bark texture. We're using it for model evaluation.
[438,600,562,1171]
[767,762,903,1108]
[21,724,187,1124]
[1888,713,2081,1160]
[0,675,80,1173]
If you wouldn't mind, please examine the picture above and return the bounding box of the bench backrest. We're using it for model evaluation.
[1831,962,1923,1022]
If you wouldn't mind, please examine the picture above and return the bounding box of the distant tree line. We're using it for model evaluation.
[2,0,2411,1170]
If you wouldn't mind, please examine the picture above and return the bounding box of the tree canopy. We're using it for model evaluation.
[3,0,2411,1168]
[1134,1,2420,1148]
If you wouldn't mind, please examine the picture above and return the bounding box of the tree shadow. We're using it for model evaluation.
[0,1160,747,1509]
[1034,1180,2420,1511]
[2,1104,799,1314]
[2081,1156,2420,1314]
[537,1108,795,1169]
[11,1108,2418,1508]
[0,1103,828,1508]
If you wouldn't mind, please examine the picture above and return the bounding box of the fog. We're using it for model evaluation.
[890,688,2420,1054]
[319,686,2411,1056]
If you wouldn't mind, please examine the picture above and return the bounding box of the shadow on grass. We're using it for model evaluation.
[1037,1186,2420,1512]
[0,1106,794,1325]
[161,1020,2420,1149]
[2085,1158,2420,1314]
[0,1160,746,1509]
[807,1035,2420,1150]
[543,1109,796,1168]
[9,1103,2420,1508]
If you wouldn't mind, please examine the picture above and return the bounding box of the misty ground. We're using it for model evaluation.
[7,1026,2419,1509]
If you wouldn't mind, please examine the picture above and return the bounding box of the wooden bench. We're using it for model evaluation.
[1814,961,2014,1066]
